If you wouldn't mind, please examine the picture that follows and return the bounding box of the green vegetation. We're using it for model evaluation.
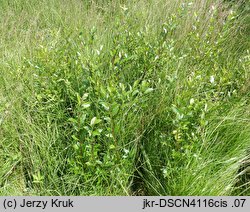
[0,0,249,195]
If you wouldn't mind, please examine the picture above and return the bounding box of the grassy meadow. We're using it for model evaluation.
[0,0,250,195]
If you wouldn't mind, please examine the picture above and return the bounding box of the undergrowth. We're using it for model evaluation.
[0,0,249,195]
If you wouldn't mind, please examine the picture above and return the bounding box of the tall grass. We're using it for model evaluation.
[0,0,249,195]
